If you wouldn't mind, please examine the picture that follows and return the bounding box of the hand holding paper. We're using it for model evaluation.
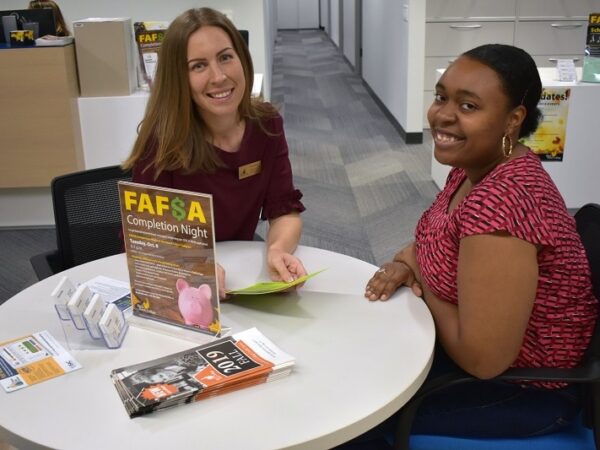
[267,248,307,283]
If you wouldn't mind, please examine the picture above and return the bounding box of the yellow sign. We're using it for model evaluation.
[520,87,571,161]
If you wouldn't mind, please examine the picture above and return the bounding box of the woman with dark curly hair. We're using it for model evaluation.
[363,44,598,438]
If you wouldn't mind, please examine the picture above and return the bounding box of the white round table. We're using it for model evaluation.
[0,242,435,450]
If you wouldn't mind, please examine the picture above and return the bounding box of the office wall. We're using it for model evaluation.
[1,0,271,98]
[330,0,340,46]
[362,0,425,135]
[276,0,319,29]
[320,0,329,33]
[342,0,356,68]
[264,0,276,98]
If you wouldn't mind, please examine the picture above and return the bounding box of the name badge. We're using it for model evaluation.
[238,161,262,180]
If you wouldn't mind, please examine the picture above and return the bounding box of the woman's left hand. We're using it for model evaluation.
[365,261,422,301]
[267,248,307,283]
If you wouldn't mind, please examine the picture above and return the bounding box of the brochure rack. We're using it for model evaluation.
[50,276,129,349]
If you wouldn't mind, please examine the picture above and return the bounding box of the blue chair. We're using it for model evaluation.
[393,203,600,450]
[409,413,594,449]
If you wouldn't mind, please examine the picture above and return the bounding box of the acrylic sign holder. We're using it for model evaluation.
[51,276,129,349]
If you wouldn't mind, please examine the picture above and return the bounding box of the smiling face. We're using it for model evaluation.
[427,56,524,179]
[187,25,246,129]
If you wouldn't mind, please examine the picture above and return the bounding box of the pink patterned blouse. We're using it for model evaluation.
[415,151,597,381]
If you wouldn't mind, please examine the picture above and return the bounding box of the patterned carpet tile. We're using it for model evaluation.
[289,151,348,188]
[361,198,436,264]
[306,51,339,62]
[345,151,407,187]
[282,92,327,109]
[351,172,422,218]
[336,135,395,165]
[0,228,56,303]
[300,36,324,45]
[288,136,343,161]
[284,101,337,119]
[281,69,319,91]
[283,109,333,131]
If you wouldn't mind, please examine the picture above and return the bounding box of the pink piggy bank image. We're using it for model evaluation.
[176,279,214,328]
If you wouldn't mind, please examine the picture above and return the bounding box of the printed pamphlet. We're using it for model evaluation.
[0,330,81,393]
[134,21,168,87]
[583,13,600,82]
[86,275,132,313]
[110,327,294,417]
[519,87,571,161]
[227,269,326,295]
[118,182,220,339]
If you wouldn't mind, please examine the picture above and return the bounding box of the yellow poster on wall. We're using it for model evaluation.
[520,87,571,161]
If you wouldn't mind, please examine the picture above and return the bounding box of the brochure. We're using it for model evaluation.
[86,275,132,313]
[133,21,168,87]
[118,182,220,340]
[226,269,326,295]
[583,13,600,83]
[110,327,294,418]
[520,87,571,161]
[0,330,82,393]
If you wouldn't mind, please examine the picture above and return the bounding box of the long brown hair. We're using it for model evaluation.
[122,7,277,177]
[28,0,71,36]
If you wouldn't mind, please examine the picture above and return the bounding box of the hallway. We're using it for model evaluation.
[270,29,438,265]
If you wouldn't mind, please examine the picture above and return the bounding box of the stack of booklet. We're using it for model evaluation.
[110,328,295,418]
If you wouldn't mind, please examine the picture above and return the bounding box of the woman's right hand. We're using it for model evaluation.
[364,260,422,301]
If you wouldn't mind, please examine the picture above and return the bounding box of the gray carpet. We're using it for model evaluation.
[0,29,438,304]
[270,30,438,264]
[0,228,56,304]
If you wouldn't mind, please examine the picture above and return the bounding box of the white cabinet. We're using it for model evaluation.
[517,0,599,19]
[423,0,600,128]
[426,0,516,20]
[426,22,515,56]
[514,20,588,56]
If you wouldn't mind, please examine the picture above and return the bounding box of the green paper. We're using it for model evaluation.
[227,269,327,295]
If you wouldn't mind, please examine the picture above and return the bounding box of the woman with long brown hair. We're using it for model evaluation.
[123,8,306,297]
[28,0,70,36]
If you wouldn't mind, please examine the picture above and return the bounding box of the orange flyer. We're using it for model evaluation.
[0,330,82,393]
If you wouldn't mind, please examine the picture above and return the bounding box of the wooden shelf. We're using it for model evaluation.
[0,44,83,188]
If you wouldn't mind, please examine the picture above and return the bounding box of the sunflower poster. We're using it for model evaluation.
[520,87,571,161]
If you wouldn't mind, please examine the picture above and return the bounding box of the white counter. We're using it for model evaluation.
[430,68,600,209]
[79,74,265,169]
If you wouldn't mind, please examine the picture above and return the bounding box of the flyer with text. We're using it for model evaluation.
[118,182,220,337]
[0,330,81,393]
[520,87,570,161]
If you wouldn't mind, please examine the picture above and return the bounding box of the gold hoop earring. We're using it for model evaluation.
[502,135,513,158]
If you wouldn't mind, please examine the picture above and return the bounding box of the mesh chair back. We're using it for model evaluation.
[575,203,600,362]
[51,165,131,269]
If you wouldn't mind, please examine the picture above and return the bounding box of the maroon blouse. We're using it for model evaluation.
[415,151,597,385]
[132,114,305,241]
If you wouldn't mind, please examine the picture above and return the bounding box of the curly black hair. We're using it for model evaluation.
[462,44,543,138]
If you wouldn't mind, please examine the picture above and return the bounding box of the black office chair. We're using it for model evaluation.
[30,165,132,280]
[394,203,600,450]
